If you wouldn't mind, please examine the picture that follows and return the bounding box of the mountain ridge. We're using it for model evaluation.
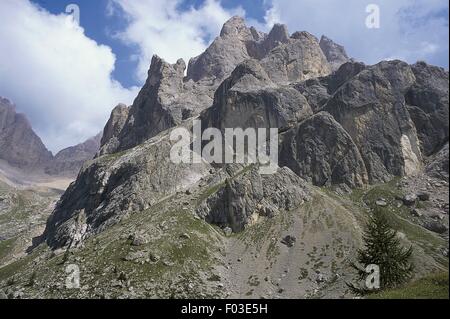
[0,97,101,178]
[41,16,449,249]
[0,16,448,300]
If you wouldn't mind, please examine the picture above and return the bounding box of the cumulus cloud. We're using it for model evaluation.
[0,0,138,153]
[109,0,246,82]
[265,0,449,68]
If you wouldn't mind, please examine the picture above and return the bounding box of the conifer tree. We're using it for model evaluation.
[349,208,414,294]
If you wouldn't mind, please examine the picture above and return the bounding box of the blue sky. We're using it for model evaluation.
[29,0,450,90]
[30,0,269,88]
[0,0,448,152]
[31,0,141,88]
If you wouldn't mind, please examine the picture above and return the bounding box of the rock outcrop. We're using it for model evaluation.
[196,166,310,232]
[405,62,449,156]
[319,35,350,71]
[201,59,313,133]
[279,112,368,187]
[101,104,129,146]
[0,98,53,170]
[115,56,213,152]
[426,143,449,182]
[98,104,129,156]
[261,31,332,84]
[323,60,423,182]
[294,61,366,111]
[42,126,212,249]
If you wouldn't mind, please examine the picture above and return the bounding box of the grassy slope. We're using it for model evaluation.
[349,179,448,271]
[0,171,447,299]
[369,272,449,299]
[0,196,225,299]
[347,180,448,298]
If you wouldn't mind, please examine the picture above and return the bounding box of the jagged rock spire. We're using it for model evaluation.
[319,35,350,71]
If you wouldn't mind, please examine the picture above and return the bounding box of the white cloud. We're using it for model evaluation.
[265,0,449,69]
[0,0,138,153]
[109,0,246,82]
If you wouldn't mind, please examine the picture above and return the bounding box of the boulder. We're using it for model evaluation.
[423,221,448,234]
[417,192,430,202]
[281,235,297,248]
[403,194,418,206]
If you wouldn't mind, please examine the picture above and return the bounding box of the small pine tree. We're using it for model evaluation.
[350,208,414,294]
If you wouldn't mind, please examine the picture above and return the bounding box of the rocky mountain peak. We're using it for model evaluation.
[0,97,16,131]
[219,16,251,38]
[290,31,314,41]
[260,30,332,83]
[227,59,273,90]
[100,103,130,149]
[187,17,253,83]
[248,23,290,59]
[319,35,350,71]
[268,23,290,43]
[0,98,53,170]
[148,55,185,88]
[1,97,103,176]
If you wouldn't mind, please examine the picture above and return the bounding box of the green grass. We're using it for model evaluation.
[0,196,223,299]
[0,237,16,262]
[349,181,448,267]
[369,272,449,299]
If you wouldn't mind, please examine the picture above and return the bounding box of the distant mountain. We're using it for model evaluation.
[44,133,101,177]
[0,97,52,170]
[0,97,101,177]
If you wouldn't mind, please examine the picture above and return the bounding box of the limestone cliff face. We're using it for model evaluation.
[261,31,332,84]
[294,61,366,112]
[115,57,196,152]
[40,17,449,250]
[103,17,332,156]
[279,112,368,188]
[0,98,53,170]
[196,166,311,232]
[323,60,423,183]
[201,59,313,133]
[98,104,129,156]
[405,62,449,156]
[319,35,350,72]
